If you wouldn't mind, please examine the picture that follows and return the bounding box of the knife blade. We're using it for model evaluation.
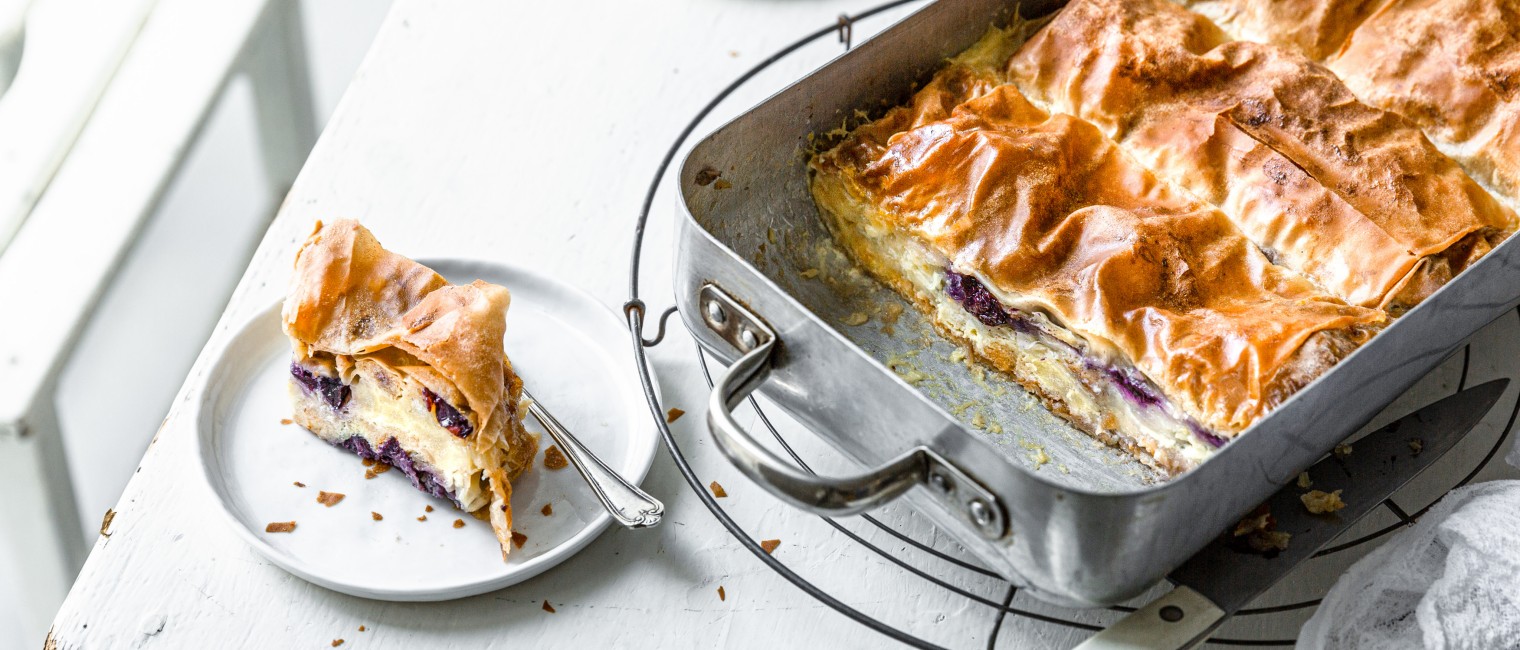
[1073,377,1509,650]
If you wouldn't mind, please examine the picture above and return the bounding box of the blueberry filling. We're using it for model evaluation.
[290,363,351,410]
[943,268,1225,449]
[423,389,473,438]
[338,435,459,504]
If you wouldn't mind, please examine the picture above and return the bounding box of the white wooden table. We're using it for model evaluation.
[46,0,1520,648]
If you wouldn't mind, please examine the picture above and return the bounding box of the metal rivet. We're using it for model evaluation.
[1159,605,1184,622]
[969,499,992,527]
[706,300,727,324]
[740,329,758,349]
[928,472,953,494]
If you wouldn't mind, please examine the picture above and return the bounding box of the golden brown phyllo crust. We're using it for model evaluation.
[810,30,1392,445]
[1184,0,1520,211]
[283,219,537,558]
[1008,0,1517,312]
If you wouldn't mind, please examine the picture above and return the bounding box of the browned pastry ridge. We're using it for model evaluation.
[811,47,1384,471]
[1009,0,1517,312]
[283,219,538,559]
[1185,0,1520,211]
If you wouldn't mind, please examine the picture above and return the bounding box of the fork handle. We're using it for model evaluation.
[525,395,663,528]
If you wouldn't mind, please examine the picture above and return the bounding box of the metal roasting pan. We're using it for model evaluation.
[672,0,1520,607]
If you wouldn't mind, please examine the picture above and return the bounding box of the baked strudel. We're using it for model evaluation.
[1181,0,1520,210]
[282,219,538,558]
[809,51,1385,473]
[1009,0,1517,312]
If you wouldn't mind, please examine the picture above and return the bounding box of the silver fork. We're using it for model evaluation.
[520,388,663,528]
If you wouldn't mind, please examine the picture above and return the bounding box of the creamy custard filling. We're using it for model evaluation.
[289,356,493,510]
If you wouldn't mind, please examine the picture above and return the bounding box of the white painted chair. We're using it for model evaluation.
[0,0,317,643]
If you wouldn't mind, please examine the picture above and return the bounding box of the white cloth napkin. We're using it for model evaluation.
[1297,480,1520,649]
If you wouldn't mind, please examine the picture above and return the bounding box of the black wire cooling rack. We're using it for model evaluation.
[618,3,1520,647]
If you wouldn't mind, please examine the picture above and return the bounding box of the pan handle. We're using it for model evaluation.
[699,284,1007,539]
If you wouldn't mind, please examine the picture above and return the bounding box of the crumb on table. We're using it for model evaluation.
[265,521,297,533]
[316,491,345,507]
[842,312,869,326]
[100,509,115,537]
[453,519,465,529]
[544,445,569,470]
[1409,438,1424,455]
[371,512,383,521]
[1333,443,1353,459]
[541,503,553,516]
[542,600,556,613]
[718,586,726,601]
[280,418,293,425]
[358,626,366,632]
[709,481,728,498]
[1301,489,1346,514]
[1296,472,1313,489]
[293,481,306,488]
[666,408,685,423]
[417,515,427,522]
[425,505,433,513]
[760,539,780,554]
[332,640,344,647]
[365,463,392,479]
[512,531,528,549]
[361,458,375,467]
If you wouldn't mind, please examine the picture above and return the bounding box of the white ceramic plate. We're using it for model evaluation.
[194,259,656,601]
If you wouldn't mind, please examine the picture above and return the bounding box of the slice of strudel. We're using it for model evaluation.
[282,219,538,559]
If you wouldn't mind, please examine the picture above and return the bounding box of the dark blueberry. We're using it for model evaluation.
[423,389,474,438]
[945,269,1021,328]
[1192,424,1228,449]
[1104,366,1164,409]
[289,363,351,410]
[365,437,460,505]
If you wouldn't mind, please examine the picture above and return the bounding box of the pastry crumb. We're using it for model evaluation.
[293,481,306,488]
[1333,443,1353,459]
[1250,530,1292,552]
[1231,505,1290,554]
[100,509,115,537]
[880,303,904,325]
[361,458,376,467]
[265,521,296,533]
[453,519,465,529]
[666,408,685,423]
[695,168,720,186]
[842,312,869,326]
[1297,472,1313,489]
[541,503,554,516]
[1408,438,1424,455]
[800,268,821,279]
[371,512,383,521]
[1301,489,1346,514]
[358,625,366,632]
[425,505,433,513]
[332,640,344,647]
[718,586,726,601]
[714,179,733,190]
[760,539,780,554]
[417,515,427,522]
[512,531,528,548]
[317,491,345,507]
[709,481,728,498]
[280,418,293,425]
[1029,448,1051,468]
[365,463,392,479]
[542,600,556,613]
[544,445,569,470]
